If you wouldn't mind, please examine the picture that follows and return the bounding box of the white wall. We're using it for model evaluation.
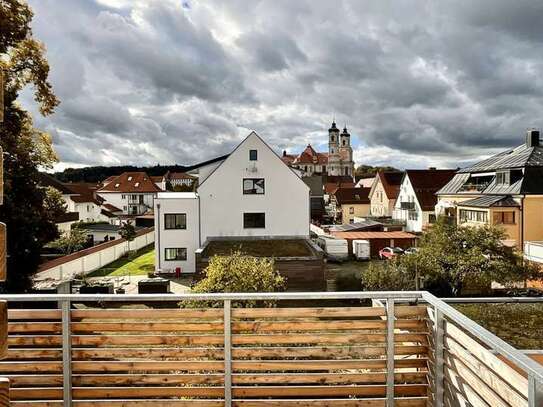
[198,132,310,241]
[97,192,155,215]
[36,228,155,280]
[393,175,423,232]
[154,193,199,274]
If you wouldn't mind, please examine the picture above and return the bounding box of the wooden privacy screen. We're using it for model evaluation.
[1,304,429,406]
[427,308,529,407]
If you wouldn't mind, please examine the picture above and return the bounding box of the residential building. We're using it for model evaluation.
[63,183,107,223]
[333,187,371,224]
[282,121,355,177]
[394,169,456,232]
[437,129,543,250]
[154,131,310,274]
[303,175,325,223]
[97,172,161,216]
[166,171,197,189]
[369,171,403,217]
[355,174,376,188]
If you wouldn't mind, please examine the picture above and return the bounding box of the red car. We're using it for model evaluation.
[379,247,404,260]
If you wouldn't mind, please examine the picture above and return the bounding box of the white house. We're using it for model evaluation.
[393,169,456,232]
[97,172,161,216]
[154,131,310,274]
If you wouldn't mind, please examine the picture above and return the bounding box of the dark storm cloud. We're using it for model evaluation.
[22,0,543,170]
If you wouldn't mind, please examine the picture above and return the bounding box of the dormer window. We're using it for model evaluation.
[134,182,140,187]
[128,176,132,181]
[249,150,258,161]
[115,183,120,188]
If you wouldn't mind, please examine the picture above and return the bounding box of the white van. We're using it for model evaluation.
[353,239,370,260]
[317,236,349,262]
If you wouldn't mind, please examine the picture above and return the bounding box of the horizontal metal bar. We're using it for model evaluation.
[422,292,543,382]
[0,291,424,302]
[442,297,543,303]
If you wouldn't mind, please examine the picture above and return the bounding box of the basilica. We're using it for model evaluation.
[281,121,355,177]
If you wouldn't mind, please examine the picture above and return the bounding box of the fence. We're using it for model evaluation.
[0,291,540,406]
[36,227,154,281]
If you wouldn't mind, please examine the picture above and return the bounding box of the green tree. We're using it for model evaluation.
[188,252,286,308]
[43,186,67,221]
[48,229,88,255]
[119,221,136,252]
[361,217,541,296]
[0,0,60,292]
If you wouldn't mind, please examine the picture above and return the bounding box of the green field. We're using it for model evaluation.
[88,245,155,277]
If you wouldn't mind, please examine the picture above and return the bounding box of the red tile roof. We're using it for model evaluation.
[325,182,355,195]
[98,172,162,193]
[406,169,457,211]
[168,172,197,180]
[334,187,371,205]
[293,145,329,165]
[103,203,122,212]
[378,171,403,199]
[64,183,103,205]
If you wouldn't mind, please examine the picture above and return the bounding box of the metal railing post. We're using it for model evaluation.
[434,307,444,406]
[61,299,72,406]
[528,373,542,407]
[223,299,232,407]
[386,298,395,406]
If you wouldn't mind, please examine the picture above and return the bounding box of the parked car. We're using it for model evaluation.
[404,247,419,255]
[379,247,404,260]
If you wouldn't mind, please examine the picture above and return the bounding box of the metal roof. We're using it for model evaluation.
[458,144,543,173]
[328,219,383,232]
[457,195,520,208]
[331,231,417,240]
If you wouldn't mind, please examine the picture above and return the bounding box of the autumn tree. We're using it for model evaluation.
[0,0,60,291]
[48,229,88,255]
[361,217,541,296]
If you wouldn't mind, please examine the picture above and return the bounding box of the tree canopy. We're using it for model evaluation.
[0,0,60,291]
[361,217,541,296]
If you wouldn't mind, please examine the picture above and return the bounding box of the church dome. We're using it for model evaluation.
[329,121,339,132]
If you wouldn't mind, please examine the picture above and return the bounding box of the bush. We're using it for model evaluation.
[185,252,286,308]
[361,260,416,291]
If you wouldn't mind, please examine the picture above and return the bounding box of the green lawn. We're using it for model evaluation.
[88,245,155,277]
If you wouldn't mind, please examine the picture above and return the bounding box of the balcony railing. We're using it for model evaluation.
[525,241,543,264]
[0,291,541,406]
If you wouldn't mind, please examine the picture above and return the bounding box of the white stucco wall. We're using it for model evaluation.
[393,175,424,232]
[198,132,310,241]
[154,193,199,273]
[97,192,155,215]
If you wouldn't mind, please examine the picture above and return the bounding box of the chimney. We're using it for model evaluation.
[428,167,436,170]
[282,150,287,157]
[526,129,540,147]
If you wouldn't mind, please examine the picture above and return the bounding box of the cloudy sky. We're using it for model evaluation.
[23,0,543,171]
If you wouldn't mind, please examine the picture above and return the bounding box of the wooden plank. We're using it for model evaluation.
[0,377,9,407]
[231,320,425,332]
[234,399,427,407]
[11,402,224,407]
[71,309,223,319]
[8,336,61,347]
[72,360,224,372]
[444,321,528,396]
[8,310,61,320]
[8,323,61,334]
[3,375,62,387]
[231,306,427,319]
[233,384,427,397]
[72,335,224,346]
[0,224,6,282]
[444,366,490,407]
[231,359,428,371]
[72,347,223,360]
[0,362,62,373]
[72,386,224,399]
[445,336,527,407]
[71,322,224,333]
[0,302,6,358]
[5,349,62,360]
[233,345,428,359]
[10,387,61,400]
[232,333,427,345]
[233,372,428,385]
[73,374,224,386]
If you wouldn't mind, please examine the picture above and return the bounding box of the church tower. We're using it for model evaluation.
[339,126,354,176]
[328,121,341,176]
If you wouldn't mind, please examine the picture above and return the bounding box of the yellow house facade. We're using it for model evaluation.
[436,129,543,251]
[369,171,403,217]
[333,187,371,224]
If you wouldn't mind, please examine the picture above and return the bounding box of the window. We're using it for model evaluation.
[429,214,437,224]
[459,209,488,223]
[165,248,187,261]
[349,207,354,214]
[165,214,187,229]
[249,149,258,161]
[342,139,346,146]
[243,178,265,194]
[408,211,419,220]
[331,135,335,142]
[121,194,126,199]
[244,213,265,228]
[496,172,507,185]
[323,166,326,173]
[493,211,515,224]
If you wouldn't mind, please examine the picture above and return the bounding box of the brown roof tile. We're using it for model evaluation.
[97,172,162,193]
[334,187,371,205]
[406,169,457,211]
[378,171,403,199]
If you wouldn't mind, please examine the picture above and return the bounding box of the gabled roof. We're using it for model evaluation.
[334,187,371,205]
[325,182,355,195]
[458,143,543,173]
[39,173,76,195]
[406,169,456,211]
[293,145,329,165]
[102,203,122,212]
[65,183,103,205]
[97,172,161,193]
[378,171,403,199]
[168,172,197,180]
[184,154,230,172]
[458,195,520,208]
